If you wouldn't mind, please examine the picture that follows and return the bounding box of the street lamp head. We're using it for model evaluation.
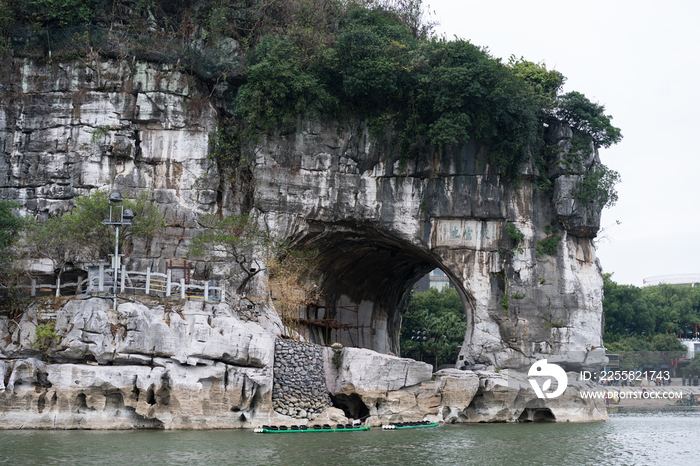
[109,192,123,204]
[122,209,135,222]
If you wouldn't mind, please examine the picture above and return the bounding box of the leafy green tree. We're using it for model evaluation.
[557,91,622,149]
[0,0,13,50]
[24,191,164,292]
[683,354,700,377]
[604,274,700,346]
[606,334,686,372]
[400,286,466,369]
[420,39,540,168]
[334,7,417,114]
[17,0,99,27]
[0,200,25,315]
[235,35,336,133]
[0,200,22,250]
[507,56,565,109]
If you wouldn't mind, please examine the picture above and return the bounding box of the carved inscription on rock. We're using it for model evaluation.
[433,219,502,250]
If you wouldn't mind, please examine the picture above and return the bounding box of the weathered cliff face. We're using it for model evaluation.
[0,58,219,276]
[1,57,607,373]
[253,119,606,371]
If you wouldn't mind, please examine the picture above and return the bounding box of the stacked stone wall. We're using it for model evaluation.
[272,339,331,419]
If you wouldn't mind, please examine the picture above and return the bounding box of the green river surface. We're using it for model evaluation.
[1,411,698,466]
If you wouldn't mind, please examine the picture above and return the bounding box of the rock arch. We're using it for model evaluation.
[253,118,606,372]
[290,221,475,354]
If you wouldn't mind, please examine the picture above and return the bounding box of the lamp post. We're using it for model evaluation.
[411,329,428,362]
[103,192,134,310]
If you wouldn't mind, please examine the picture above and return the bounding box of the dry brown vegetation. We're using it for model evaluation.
[267,250,319,338]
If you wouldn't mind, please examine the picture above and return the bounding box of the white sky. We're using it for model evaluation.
[427,0,700,286]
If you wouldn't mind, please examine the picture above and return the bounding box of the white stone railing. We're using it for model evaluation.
[3,266,227,303]
[85,265,227,302]
[18,278,87,298]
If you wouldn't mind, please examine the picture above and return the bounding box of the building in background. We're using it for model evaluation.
[680,339,700,360]
[642,274,700,287]
[413,269,453,293]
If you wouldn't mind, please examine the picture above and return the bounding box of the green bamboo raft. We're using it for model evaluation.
[382,421,439,430]
[254,425,370,433]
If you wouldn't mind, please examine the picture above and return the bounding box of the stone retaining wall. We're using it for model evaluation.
[272,339,331,419]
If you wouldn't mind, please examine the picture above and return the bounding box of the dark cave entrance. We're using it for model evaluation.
[517,408,556,422]
[290,222,473,355]
[330,393,370,420]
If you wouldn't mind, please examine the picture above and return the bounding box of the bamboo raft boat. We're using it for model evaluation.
[254,423,370,433]
[382,421,439,430]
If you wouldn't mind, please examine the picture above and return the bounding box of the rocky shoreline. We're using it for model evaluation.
[0,297,607,429]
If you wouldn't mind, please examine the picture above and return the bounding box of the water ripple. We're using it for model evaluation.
[1,412,699,466]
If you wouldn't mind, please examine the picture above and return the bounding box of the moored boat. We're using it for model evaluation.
[254,423,370,433]
[382,421,439,430]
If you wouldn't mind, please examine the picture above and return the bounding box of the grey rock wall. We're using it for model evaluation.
[0,58,220,277]
[0,298,278,429]
[272,339,331,419]
[1,56,609,374]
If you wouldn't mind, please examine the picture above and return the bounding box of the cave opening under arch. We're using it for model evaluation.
[289,222,473,355]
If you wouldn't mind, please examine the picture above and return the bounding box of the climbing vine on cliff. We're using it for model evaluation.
[0,200,25,316]
[504,222,525,255]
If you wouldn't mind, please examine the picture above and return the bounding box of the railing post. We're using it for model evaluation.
[180,278,186,300]
[31,279,36,297]
[221,282,226,303]
[87,270,93,293]
[204,281,209,301]
[120,265,126,293]
[99,264,104,293]
[166,269,172,297]
[146,267,151,295]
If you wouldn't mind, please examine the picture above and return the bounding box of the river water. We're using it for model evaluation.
[1,411,698,466]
